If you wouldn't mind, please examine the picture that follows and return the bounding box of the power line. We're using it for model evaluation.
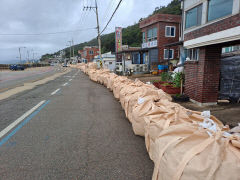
[100,0,123,35]
[102,0,115,23]
[0,27,96,36]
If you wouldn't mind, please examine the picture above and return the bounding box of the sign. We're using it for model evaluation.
[142,40,158,49]
[115,27,122,53]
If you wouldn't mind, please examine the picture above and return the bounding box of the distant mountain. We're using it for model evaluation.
[41,0,181,61]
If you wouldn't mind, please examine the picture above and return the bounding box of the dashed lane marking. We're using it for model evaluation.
[62,82,68,86]
[51,88,60,96]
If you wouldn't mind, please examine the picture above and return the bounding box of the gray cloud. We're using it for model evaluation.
[0,0,171,63]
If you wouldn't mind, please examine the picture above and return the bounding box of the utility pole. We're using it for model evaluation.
[83,0,102,66]
[72,38,75,60]
[19,48,21,63]
[18,47,26,64]
[27,50,30,62]
[95,0,102,61]
[68,41,72,60]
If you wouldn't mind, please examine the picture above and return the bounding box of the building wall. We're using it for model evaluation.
[184,45,222,104]
[183,0,240,48]
[140,14,181,65]
[183,0,240,104]
[185,13,240,41]
[79,47,99,62]
[158,21,180,62]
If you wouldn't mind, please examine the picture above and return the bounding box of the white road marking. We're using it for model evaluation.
[51,88,60,96]
[0,100,46,139]
[69,79,72,82]
[62,82,68,86]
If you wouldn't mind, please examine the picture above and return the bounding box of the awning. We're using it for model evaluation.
[164,41,183,47]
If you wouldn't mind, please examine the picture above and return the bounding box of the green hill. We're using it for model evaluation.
[41,0,181,61]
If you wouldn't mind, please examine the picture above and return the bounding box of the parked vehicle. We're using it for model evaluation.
[9,64,25,71]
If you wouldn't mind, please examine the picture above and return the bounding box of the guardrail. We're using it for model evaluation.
[0,64,50,70]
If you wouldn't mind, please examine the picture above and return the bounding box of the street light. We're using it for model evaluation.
[18,47,26,64]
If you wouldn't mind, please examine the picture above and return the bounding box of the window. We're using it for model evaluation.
[165,26,175,37]
[147,27,157,41]
[185,4,202,29]
[109,62,112,65]
[186,48,200,61]
[152,27,157,40]
[208,0,233,22]
[142,32,146,43]
[164,49,174,59]
[89,50,94,55]
[147,29,153,42]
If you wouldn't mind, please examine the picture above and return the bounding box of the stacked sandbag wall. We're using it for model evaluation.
[73,63,240,180]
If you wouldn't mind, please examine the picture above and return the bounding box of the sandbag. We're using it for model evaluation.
[150,122,240,180]
[131,90,172,136]
[144,100,224,159]
[112,77,131,99]
[125,88,172,124]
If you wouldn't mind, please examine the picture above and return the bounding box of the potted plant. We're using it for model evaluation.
[171,72,189,101]
[160,72,182,94]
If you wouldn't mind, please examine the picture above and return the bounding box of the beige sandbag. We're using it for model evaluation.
[119,80,143,109]
[112,77,131,99]
[107,73,118,90]
[144,100,224,159]
[125,88,172,124]
[150,123,240,180]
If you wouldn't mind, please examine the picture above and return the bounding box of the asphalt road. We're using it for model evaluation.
[0,66,63,92]
[0,68,153,180]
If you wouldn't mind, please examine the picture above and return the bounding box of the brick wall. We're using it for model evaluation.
[184,45,221,103]
[141,21,180,64]
[80,47,99,62]
[185,13,240,41]
[158,22,180,62]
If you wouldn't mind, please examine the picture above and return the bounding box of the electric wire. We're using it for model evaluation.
[0,27,96,36]
[101,0,115,24]
[100,0,123,35]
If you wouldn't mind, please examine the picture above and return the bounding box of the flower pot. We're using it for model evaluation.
[163,85,181,94]
[153,82,159,88]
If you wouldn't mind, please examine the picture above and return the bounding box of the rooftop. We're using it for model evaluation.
[139,14,181,29]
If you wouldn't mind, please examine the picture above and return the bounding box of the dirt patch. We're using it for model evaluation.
[128,74,161,83]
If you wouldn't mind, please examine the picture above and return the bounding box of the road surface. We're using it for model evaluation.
[0,68,153,179]
[0,66,63,93]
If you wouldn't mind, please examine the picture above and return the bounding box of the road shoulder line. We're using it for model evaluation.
[0,100,50,147]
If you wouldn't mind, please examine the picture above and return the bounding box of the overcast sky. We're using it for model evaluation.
[0,0,171,63]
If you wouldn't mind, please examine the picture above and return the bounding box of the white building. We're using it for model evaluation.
[94,52,116,71]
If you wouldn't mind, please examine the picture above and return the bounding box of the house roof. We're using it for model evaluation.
[139,14,181,29]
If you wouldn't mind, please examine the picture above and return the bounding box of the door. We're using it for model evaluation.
[219,55,240,102]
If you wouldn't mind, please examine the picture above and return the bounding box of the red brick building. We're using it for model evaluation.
[78,46,99,62]
[139,14,181,69]
[182,0,240,105]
